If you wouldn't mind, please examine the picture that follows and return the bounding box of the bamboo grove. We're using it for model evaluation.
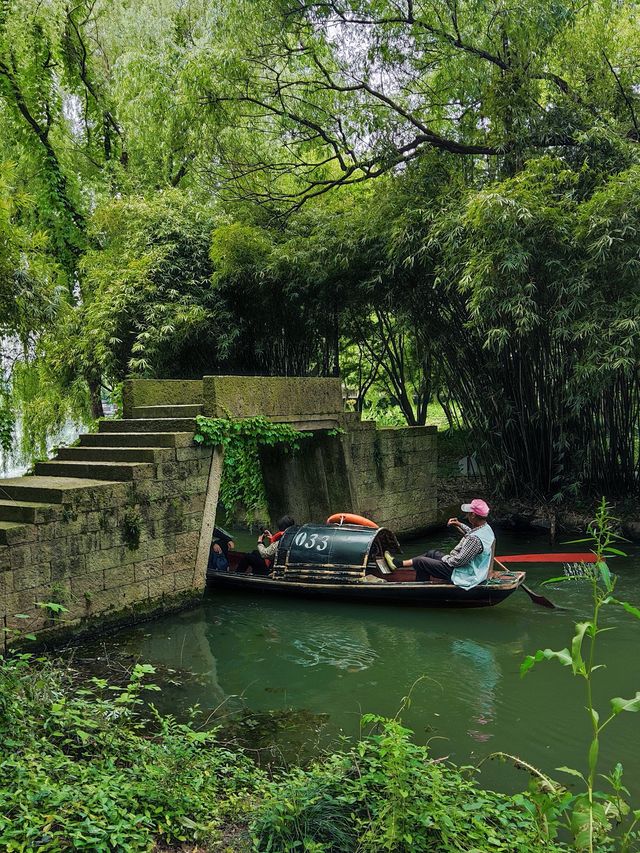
[1,0,640,501]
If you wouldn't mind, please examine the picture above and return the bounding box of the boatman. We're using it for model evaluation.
[384,498,495,589]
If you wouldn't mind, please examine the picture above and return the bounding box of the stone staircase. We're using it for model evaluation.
[0,403,203,545]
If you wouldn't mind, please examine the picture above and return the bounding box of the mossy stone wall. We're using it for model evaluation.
[258,414,438,533]
[122,379,203,416]
[1,446,213,648]
[202,376,343,419]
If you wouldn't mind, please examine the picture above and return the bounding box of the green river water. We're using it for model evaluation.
[69,529,640,799]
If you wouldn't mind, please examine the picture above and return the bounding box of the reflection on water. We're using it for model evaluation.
[451,639,500,741]
[67,531,640,796]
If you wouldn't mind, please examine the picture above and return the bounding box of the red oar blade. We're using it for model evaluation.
[497,552,597,564]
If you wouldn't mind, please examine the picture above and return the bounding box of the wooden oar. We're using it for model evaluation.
[496,552,596,564]
[493,558,557,609]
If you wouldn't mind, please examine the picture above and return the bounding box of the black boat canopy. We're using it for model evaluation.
[273,522,401,577]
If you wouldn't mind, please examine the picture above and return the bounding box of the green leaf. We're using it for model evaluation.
[614,599,640,620]
[520,647,572,677]
[603,547,626,556]
[570,622,591,676]
[611,693,640,715]
[556,766,586,782]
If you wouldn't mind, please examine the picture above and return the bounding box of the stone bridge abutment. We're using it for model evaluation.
[1,376,437,646]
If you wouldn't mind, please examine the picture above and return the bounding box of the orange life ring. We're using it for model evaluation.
[326,512,378,529]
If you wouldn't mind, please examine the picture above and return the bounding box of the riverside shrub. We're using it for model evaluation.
[251,714,568,853]
[0,653,569,852]
[0,654,261,851]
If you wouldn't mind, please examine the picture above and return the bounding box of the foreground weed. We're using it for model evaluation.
[521,498,640,851]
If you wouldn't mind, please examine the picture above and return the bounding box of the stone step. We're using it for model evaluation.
[80,431,194,448]
[56,446,172,464]
[0,476,115,503]
[99,418,197,434]
[34,460,154,481]
[131,404,202,419]
[0,520,29,545]
[0,498,60,524]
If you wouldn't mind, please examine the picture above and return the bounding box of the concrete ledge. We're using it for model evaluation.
[202,375,343,419]
[122,379,203,417]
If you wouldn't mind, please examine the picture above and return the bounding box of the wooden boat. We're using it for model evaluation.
[206,522,525,608]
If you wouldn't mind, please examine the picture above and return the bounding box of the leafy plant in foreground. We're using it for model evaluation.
[251,714,564,852]
[0,652,261,851]
[521,498,640,851]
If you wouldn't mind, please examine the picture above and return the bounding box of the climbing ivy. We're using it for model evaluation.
[193,416,310,519]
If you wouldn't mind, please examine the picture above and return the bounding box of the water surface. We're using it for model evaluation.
[70,530,640,797]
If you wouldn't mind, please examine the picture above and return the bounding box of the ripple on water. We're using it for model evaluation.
[287,634,378,671]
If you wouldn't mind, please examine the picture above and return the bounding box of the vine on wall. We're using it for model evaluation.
[194,416,310,519]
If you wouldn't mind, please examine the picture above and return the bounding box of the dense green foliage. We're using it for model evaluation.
[194,415,309,518]
[0,649,573,852]
[0,655,260,850]
[253,713,564,852]
[2,0,640,499]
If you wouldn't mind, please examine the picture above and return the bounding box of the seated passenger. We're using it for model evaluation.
[208,525,235,573]
[235,514,295,576]
[384,499,495,590]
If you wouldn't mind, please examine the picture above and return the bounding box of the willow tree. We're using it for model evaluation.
[200,0,640,208]
[0,0,223,444]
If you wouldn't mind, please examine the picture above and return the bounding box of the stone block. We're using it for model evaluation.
[148,573,175,598]
[177,476,208,496]
[37,522,60,542]
[173,569,197,591]
[0,545,10,572]
[122,378,203,416]
[72,482,132,510]
[10,544,33,571]
[5,607,48,634]
[51,554,86,581]
[203,375,343,419]
[13,562,51,592]
[161,551,188,575]
[132,465,155,480]
[175,531,199,552]
[133,559,163,582]
[132,480,165,504]
[99,528,124,550]
[61,532,101,560]
[71,571,105,597]
[155,462,180,481]
[85,546,125,573]
[104,563,135,589]
[175,446,212,462]
[0,567,13,599]
[145,536,176,560]
[4,523,38,546]
[119,580,150,606]
[86,587,125,614]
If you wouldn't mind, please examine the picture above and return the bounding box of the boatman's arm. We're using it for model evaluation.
[257,540,279,559]
[442,534,483,568]
[447,518,471,536]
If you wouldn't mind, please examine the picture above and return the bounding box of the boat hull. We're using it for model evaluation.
[206,570,523,608]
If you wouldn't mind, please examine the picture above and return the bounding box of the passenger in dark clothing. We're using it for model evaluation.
[235,515,295,576]
[208,526,235,573]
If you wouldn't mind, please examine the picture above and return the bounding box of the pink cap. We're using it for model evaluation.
[461,498,490,518]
